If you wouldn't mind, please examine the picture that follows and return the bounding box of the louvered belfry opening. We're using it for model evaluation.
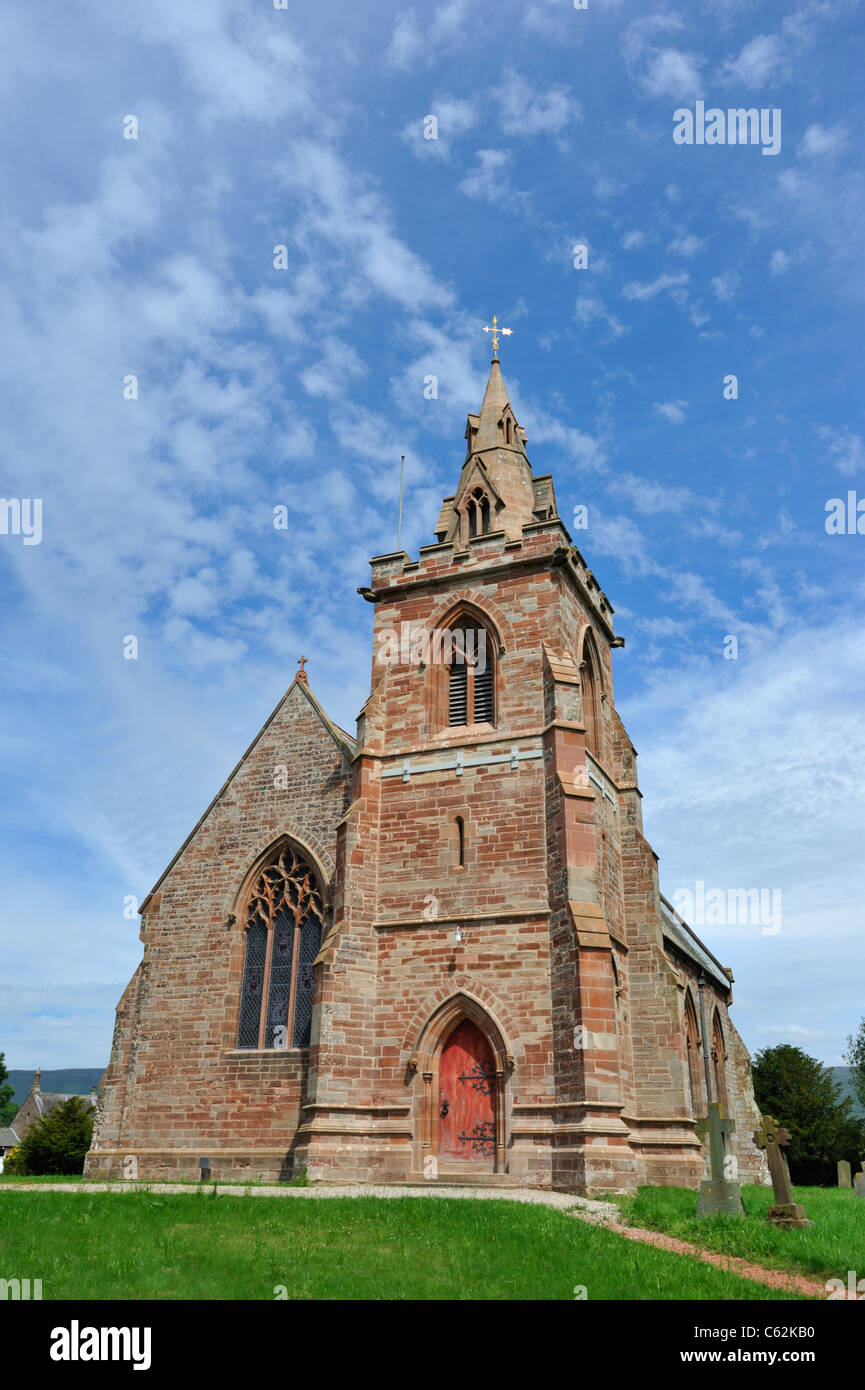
[449,658,468,724]
[473,659,493,722]
[237,842,325,1049]
[447,618,494,727]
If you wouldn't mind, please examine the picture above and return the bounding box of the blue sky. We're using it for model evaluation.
[1,0,863,1071]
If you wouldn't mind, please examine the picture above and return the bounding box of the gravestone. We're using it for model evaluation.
[854,1171,865,1199]
[838,1159,852,1188]
[753,1114,810,1228]
[696,1101,746,1217]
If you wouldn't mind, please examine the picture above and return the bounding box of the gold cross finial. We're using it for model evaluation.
[482,315,513,357]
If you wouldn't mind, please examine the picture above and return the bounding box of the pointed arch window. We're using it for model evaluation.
[467,487,491,538]
[447,616,494,726]
[684,994,702,1115]
[237,843,325,1050]
[580,633,602,760]
[711,1011,727,1111]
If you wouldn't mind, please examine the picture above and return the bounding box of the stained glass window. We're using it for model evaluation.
[236,843,325,1049]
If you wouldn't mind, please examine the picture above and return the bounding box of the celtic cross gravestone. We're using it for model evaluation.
[754,1114,810,1228]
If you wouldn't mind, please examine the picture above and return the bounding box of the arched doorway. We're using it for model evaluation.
[411,994,510,1176]
[438,1019,497,1168]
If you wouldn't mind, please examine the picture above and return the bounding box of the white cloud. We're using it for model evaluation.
[574,295,628,340]
[720,33,783,86]
[498,71,580,138]
[799,122,848,158]
[654,400,688,425]
[621,230,646,249]
[623,15,704,99]
[594,175,627,200]
[622,270,689,301]
[385,0,472,71]
[711,271,739,302]
[459,149,526,208]
[818,425,865,476]
[300,336,367,400]
[668,233,705,258]
[401,97,477,161]
[642,47,704,98]
[277,140,454,311]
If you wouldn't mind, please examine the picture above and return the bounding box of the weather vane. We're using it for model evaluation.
[482,315,513,357]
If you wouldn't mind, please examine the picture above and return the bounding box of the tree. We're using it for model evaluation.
[752,1044,865,1186]
[5,1097,94,1176]
[843,1017,865,1113]
[0,1053,16,1127]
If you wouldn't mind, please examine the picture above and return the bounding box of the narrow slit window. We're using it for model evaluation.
[456,816,465,866]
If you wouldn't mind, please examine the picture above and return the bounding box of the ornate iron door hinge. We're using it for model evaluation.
[456,1060,496,1096]
[456,1121,495,1155]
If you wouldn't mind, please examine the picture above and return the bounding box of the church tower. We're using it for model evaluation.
[294,349,761,1193]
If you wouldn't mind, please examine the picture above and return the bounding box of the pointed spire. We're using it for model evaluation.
[474,356,512,452]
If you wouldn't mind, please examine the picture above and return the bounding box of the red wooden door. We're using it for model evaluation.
[438,1019,496,1166]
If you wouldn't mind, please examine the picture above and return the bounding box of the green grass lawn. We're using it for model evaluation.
[610,1184,863,1283]
[0,1191,805,1300]
[0,1173,88,1183]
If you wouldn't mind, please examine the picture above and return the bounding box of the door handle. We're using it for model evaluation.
[440,1098,449,1117]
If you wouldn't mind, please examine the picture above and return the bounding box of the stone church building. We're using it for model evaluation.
[87,354,764,1193]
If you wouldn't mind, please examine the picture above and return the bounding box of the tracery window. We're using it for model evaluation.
[237,843,325,1050]
[467,487,491,538]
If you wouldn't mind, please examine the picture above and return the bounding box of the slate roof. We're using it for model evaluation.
[0,1127,20,1147]
[659,894,732,993]
[531,473,557,519]
[31,1091,96,1117]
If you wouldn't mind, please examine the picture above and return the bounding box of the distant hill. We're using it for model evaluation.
[831,1066,865,1119]
[7,1068,105,1109]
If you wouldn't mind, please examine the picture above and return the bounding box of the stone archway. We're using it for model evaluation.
[410,994,511,1177]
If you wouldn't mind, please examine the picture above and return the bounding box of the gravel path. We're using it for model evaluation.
[0,1181,833,1297]
[0,1180,612,1214]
